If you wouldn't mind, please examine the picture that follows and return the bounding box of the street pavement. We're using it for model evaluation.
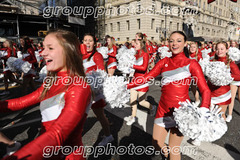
[0,76,240,160]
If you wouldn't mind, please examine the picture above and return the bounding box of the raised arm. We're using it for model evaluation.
[190,60,211,108]
[94,52,105,71]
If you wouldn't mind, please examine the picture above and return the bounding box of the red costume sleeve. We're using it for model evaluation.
[1,48,11,60]
[0,86,43,112]
[107,45,117,58]
[93,52,105,70]
[4,84,91,160]
[128,58,166,89]
[230,61,240,81]
[23,48,37,64]
[133,51,149,72]
[189,60,211,108]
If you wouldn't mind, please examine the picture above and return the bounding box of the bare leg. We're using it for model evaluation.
[168,128,184,160]
[219,105,228,120]
[228,85,238,116]
[138,91,152,109]
[92,107,111,136]
[130,89,138,117]
[0,132,14,146]
[152,124,169,158]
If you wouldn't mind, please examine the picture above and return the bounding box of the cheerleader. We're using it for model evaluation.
[0,40,22,95]
[19,36,37,94]
[189,42,202,106]
[106,37,117,76]
[127,31,211,160]
[226,41,240,122]
[208,41,240,121]
[124,39,155,126]
[81,33,114,146]
[0,29,91,160]
[209,43,216,60]
[131,39,136,48]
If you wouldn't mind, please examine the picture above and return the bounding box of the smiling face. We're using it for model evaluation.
[83,35,94,52]
[231,41,237,47]
[169,33,186,54]
[107,38,112,46]
[189,43,197,53]
[216,43,228,58]
[135,40,141,51]
[42,34,67,72]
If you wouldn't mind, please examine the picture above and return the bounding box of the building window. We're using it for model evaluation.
[177,23,179,30]
[151,19,155,29]
[151,37,154,40]
[105,24,108,32]
[219,9,222,16]
[117,38,120,41]
[127,20,130,30]
[137,19,141,29]
[161,20,164,28]
[169,21,172,31]
[127,37,129,41]
[110,23,113,32]
[117,22,120,31]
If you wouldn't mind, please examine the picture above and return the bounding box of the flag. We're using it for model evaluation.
[208,0,237,4]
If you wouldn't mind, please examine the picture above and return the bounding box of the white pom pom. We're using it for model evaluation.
[103,76,130,108]
[116,47,136,74]
[205,61,233,86]
[86,69,108,96]
[97,47,109,59]
[158,46,172,59]
[38,66,48,81]
[6,57,32,73]
[228,47,240,61]
[173,100,227,142]
[198,58,210,74]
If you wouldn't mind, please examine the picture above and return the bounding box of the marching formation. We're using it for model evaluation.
[0,29,240,160]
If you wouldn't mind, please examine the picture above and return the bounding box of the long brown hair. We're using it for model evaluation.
[40,29,86,99]
[137,39,147,56]
[107,37,115,49]
[213,41,232,66]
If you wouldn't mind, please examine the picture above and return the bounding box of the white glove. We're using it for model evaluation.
[210,104,222,117]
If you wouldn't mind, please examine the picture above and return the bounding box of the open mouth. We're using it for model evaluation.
[46,59,53,65]
[172,47,179,50]
[86,46,91,50]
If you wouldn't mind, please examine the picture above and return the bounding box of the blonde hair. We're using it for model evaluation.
[214,41,232,67]
[190,42,199,59]
[107,37,115,49]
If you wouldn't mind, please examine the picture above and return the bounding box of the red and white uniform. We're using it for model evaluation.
[0,71,91,160]
[128,52,211,128]
[208,56,240,105]
[146,44,154,63]
[189,52,202,62]
[131,49,149,92]
[209,51,216,60]
[107,45,117,69]
[81,45,107,109]
[20,48,37,77]
[0,47,13,74]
